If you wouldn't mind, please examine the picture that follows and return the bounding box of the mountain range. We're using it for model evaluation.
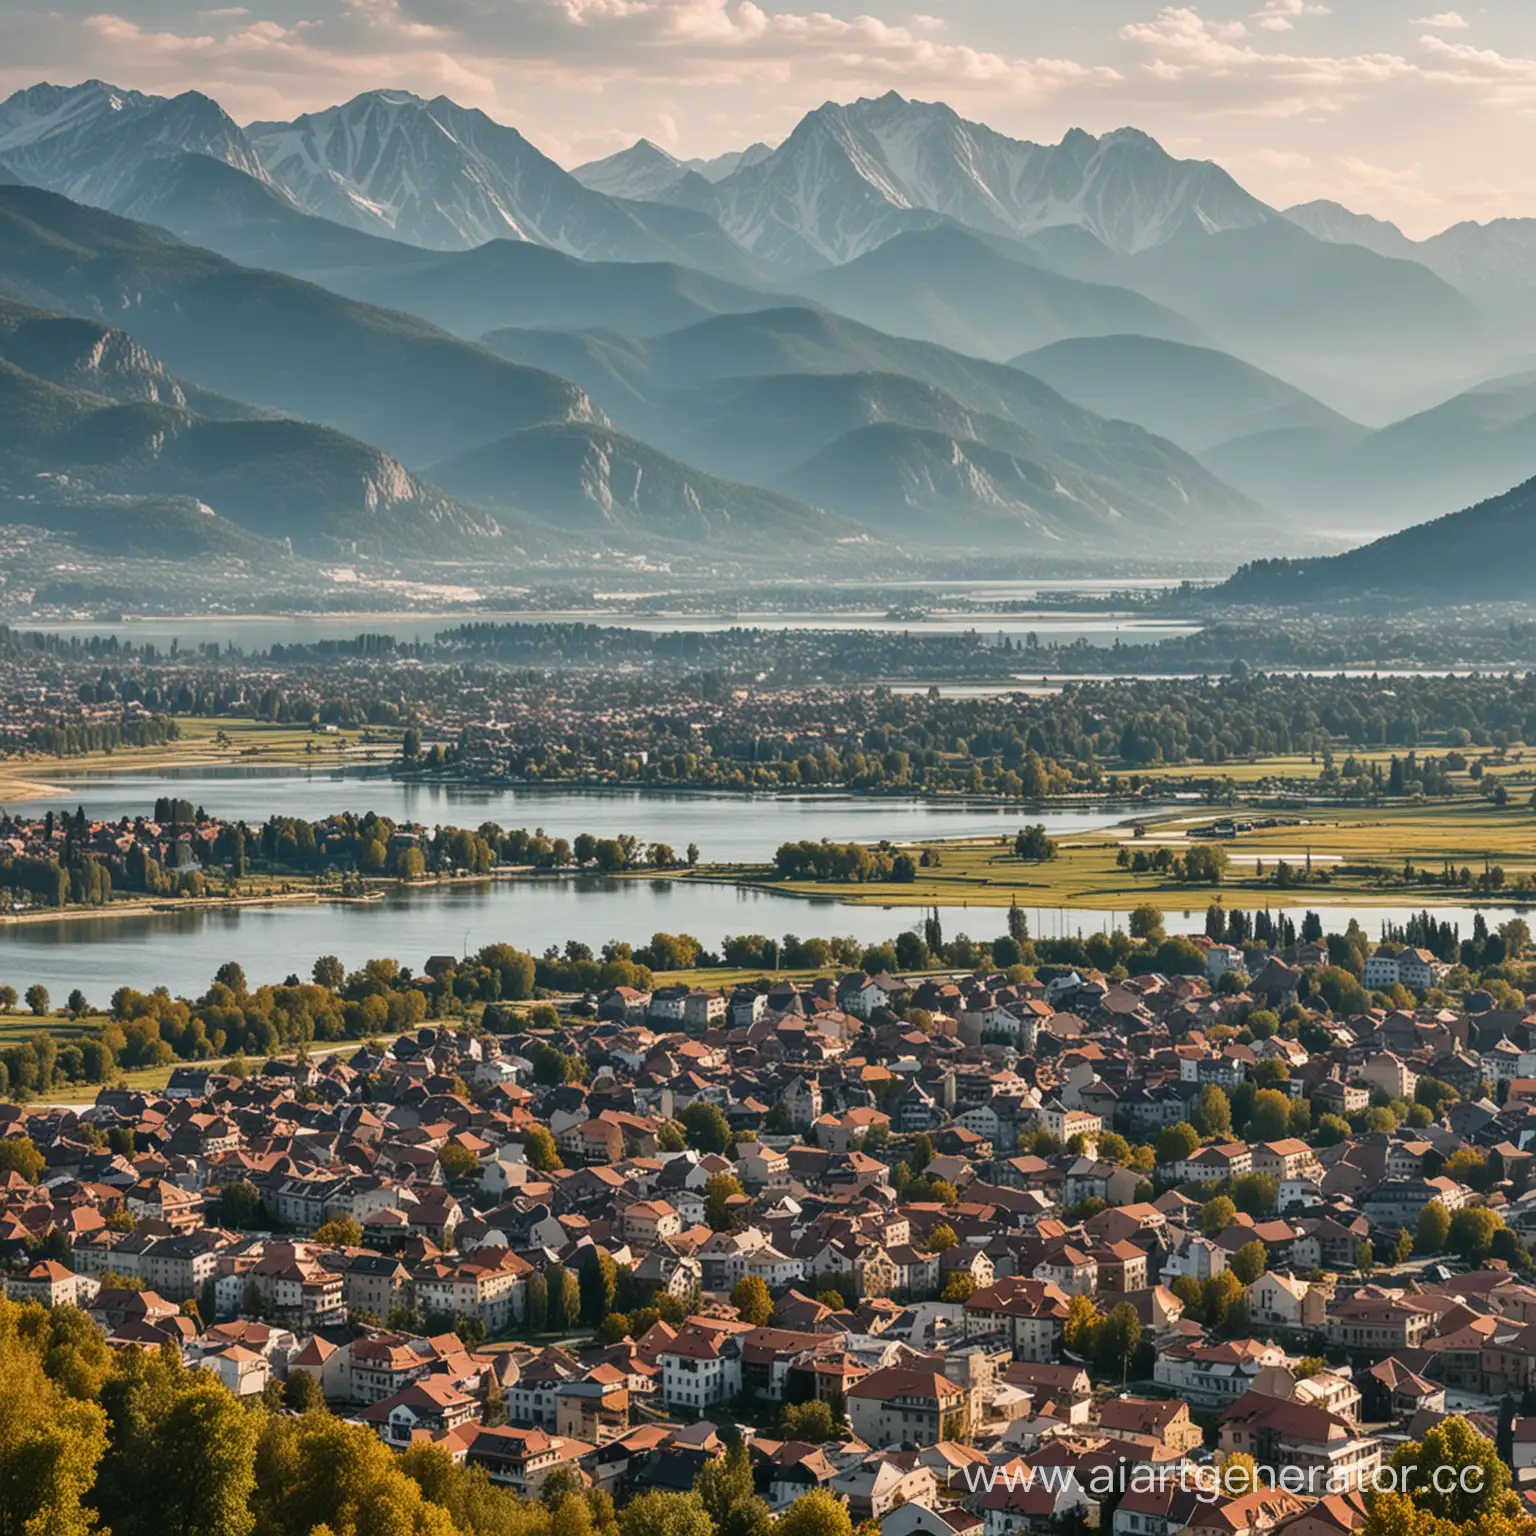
[1219,476,1536,605]
[1,76,1535,569]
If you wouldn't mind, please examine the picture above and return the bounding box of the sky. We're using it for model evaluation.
[2,1,1535,235]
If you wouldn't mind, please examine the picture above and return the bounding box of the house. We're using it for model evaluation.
[360,1377,481,1446]
[658,1323,746,1413]
[197,1344,271,1398]
[6,1259,96,1308]
[1219,1393,1382,1493]
[979,1458,1090,1536]
[1247,1271,1329,1333]
[1153,1338,1287,1410]
[1325,1294,1435,1355]
[1097,1395,1205,1453]
[847,1364,971,1448]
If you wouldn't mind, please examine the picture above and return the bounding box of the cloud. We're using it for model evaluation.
[0,0,1125,127]
[1119,6,1536,120]
[1411,12,1469,29]
[1251,0,1330,34]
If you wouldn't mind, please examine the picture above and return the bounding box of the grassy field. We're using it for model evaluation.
[5,716,402,795]
[702,797,1536,912]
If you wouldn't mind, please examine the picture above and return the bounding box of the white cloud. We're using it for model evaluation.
[1252,0,1330,34]
[1411,12,1469,29]
[0,0,1125,127]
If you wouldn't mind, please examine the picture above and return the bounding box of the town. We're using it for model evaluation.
[2,926,1536,1536]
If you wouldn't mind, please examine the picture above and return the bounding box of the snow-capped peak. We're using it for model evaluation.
[685,93,1275,271]
[0,78,267,211]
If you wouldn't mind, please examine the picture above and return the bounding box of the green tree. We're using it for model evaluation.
[285,1372,326,1413]
[213,1180,264,1229]
[1231,1173,1279,1217]
[1314,1113,1351,1147]
[1229,1240,1268,1285]
[730,1276,773,1326]
[96,1350,259,1536]
[0,1137,45,1184]
[0,1302,108,1536]
[618,1491,714,1536]
[438,1143,479,1181]
[1193,1085,1233,1139]
[1449,1206,1504,1263]
[1417,1199,1451,1254]
[525,1270,549,1332]
[1169,1275,1205,1320]
[1247,1088,1292,1141]
[777,1490,853,1536]
[780,1399,838,1441]
[1094,1302,1143,1384]
[579,1248,618,1326]
[1372,1415,1514,1529]
[1129,904,1164,941]
[1158,1121,1200,1164]
[1202,1195,1237,1236]
[547,1265,582,1333]
[312,1217,362,1248]
[680,1102,732,1156]
[928,1224,958,1253]
[705,1173,746,1231]
[24,984,49,1017]
[249,1410,457,1536]
[522,1126,562,1172]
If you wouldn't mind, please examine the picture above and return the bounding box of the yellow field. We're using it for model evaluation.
[4,716,403,796]
[712,798,1536,911]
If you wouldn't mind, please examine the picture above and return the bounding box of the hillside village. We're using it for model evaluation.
[5,949,1536,1534]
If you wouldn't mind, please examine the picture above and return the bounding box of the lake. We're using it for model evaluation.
[2,875,1527,1001]
[35,771,1144,862]
[9,770,1524,1001]
[26,610,1198,651]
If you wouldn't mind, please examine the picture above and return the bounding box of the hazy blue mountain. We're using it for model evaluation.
[110,151,423,288]
[1290,368,1536,522]
[246,90,759,278]
[1218,476,1536,603]
[1287,198,1536,297]
[572,140,697,201]
[429,422,857,549]
[0,185,601,466]
[0,341,546,558]
[1282,200,1420,262]
[109,152,784,339]
[0,295,262,420]
[674,92,1272,273]
[781,421,1228,548]
[350,239,783,339]
[0,486,283,560]
[1012,334,1365,458]
[483,306,1265,550]
[1020,218,1492,416]
[792,225,1197,360]
[0,81,268,210]
[572,138,774,199]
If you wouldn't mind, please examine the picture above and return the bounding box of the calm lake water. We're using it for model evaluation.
[26,611,1197,651]
[7,770,1526,1000]
[35,772,1140,861]
[2,877,1528,1002]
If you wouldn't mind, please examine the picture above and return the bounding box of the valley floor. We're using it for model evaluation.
[710,798,1536,911]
